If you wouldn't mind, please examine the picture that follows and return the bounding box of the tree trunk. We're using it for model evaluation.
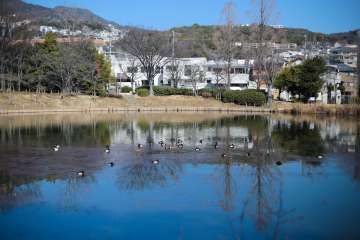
[267,82,273,108]
[149,79,154,96]
[131,77,135,93]
[227,61,231,90]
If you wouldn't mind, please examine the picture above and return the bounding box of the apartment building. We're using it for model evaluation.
[108,53,256,93]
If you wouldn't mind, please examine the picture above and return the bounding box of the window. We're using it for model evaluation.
[213,68,222,74]
[184,65,192,76]
[166,66,178,72]
[231,83,248,88]
[234,68,245,74]
[127,67,138,73]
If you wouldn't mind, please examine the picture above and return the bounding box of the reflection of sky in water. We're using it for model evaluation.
[0,113,359,240]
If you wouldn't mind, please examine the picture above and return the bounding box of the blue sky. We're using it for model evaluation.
[25,0,360,33]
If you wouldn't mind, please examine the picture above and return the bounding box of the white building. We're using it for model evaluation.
[40,26,59,34]
[108,52,256,92]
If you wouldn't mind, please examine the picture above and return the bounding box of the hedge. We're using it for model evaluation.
[153,86,193,96]
[136,88,149,97]
[222,89,266,106]
[198,88,225,98]
[121,86,132,93]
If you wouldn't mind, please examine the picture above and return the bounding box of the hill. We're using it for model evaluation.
[169,24,358,57]
[1,0,119,30]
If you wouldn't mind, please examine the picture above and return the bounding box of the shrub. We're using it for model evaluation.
[153,86,193,96]
[222,89,266,106]
[137,88,149,97]
[222,90,237,103]
[199,88,226,98]
[121,86,132,93]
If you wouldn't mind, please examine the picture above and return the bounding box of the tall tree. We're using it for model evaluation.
[251,0,278,106]
[274,57,326,102]
[119,29,170,96]
[214,1,238,90]
[121,57,141,93]
[187,65,205,96]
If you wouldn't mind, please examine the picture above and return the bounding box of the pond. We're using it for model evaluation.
[0,113,359,240]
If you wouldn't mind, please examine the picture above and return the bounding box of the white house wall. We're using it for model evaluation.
[109,54,256,90]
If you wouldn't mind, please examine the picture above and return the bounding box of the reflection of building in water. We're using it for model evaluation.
[110,121,253,148]
[319,121,357,153]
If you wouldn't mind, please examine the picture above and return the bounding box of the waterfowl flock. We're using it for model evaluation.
[52,137,318,178]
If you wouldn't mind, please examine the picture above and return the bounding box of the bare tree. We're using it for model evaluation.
[214,1,239,90]
[166,59,183,88]
[252,0,278,106]
[187,65,205,96]
[12,41,30,91]
[120,57,141,93]
[119,29,171,96]
[213,62,227,88]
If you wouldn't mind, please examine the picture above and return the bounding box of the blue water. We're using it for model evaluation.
[0,114,359,240]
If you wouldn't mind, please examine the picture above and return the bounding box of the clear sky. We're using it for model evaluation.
[24,0,360,33]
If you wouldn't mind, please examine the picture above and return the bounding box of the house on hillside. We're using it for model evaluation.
[328,46,358,68]
[321,64,358,104]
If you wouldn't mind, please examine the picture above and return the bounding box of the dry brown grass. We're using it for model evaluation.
[0,92,238,110]
[272,101,360,116]
[1,93,359,116]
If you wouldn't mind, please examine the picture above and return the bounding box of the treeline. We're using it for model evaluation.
[0,32,113,95]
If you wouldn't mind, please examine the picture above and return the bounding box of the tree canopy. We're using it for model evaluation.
[274,57,326,102]
[0,32,113,95]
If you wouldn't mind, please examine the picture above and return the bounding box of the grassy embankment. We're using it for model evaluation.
[0,92,359,115]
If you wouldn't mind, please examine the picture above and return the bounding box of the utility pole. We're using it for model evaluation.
[171,30,175,87]
[109,38,112,56]
[304,34,308,59]
[172,30,175,60]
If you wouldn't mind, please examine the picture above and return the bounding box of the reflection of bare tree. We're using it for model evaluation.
[245,117,283,232]
[231,118,302,239]
[220,158,235,212]
[61,175,96,210]
[216,125,236,212]
[0,182,41,212]
[116,159,181,191]
[271,179,303,240]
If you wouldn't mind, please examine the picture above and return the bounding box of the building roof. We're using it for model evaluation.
[337,64,355,73]
[329,47,357,54]
[326,64,355,73]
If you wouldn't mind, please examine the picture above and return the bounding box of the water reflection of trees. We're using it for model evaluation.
[0,174,41,212]
[61,175,96,210]
[116,159,182,190]
[0,122,111,147]
[272,121,325,157]
[212,117,304,239]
